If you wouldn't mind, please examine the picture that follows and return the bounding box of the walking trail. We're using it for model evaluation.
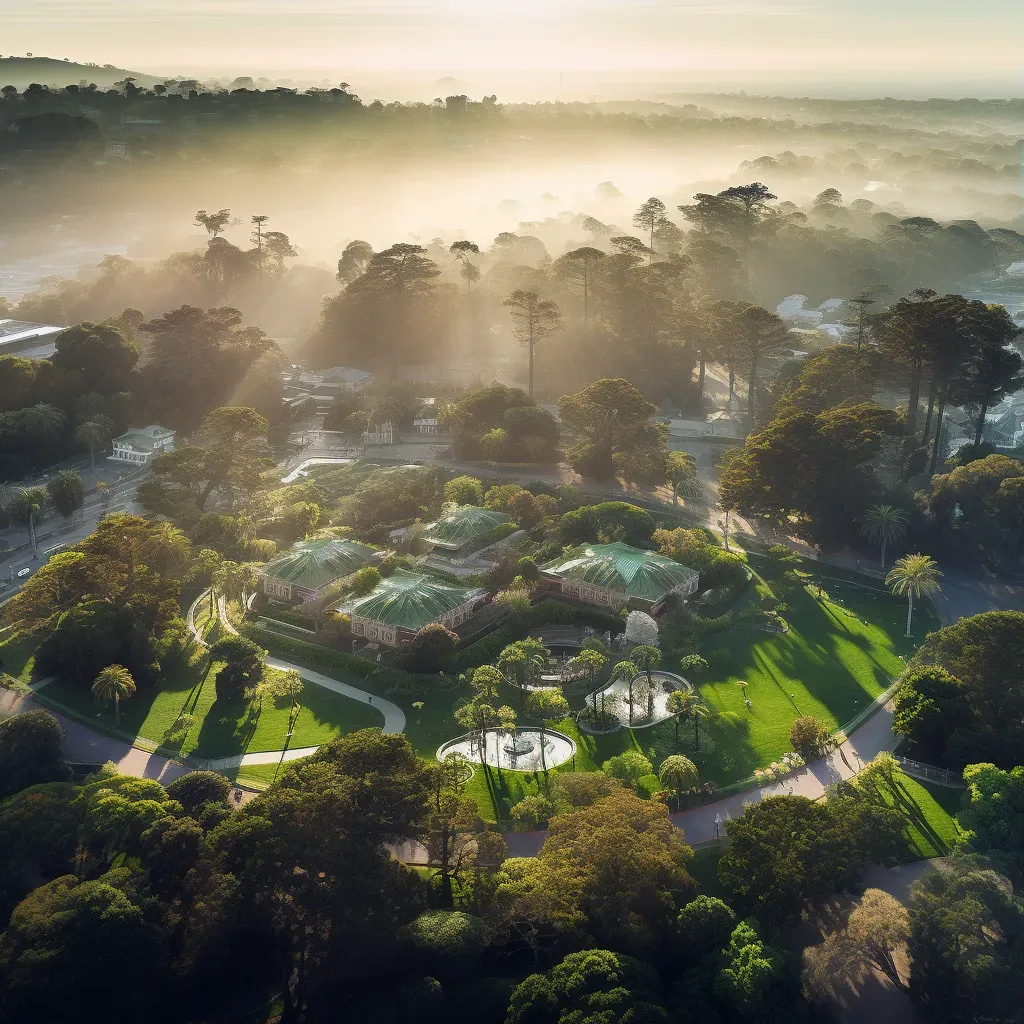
[186,594,405,770]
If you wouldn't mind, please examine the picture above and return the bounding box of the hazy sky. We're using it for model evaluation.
[4,0,1023,94]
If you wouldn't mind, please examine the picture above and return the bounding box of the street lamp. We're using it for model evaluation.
[714,812,721,846]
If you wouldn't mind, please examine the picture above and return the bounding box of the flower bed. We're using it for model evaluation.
[753,751,805,784]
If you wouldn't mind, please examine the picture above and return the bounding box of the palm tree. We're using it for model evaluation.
[92,664,137,726]
[630,644,661,724]
[886,554,942,638]
[608,659,638,722]
[7,486,49,557]
[659,754,700,810]
[665,690,711,748]
[46,470,85,522]
[21,402,65,441]
[75,416,114,470]
[860,504,909,568]
[568,649,606,712]
[143,521,193,576]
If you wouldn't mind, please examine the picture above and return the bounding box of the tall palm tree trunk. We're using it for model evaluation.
[905,591,914,638]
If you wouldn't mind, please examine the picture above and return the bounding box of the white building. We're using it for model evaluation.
[109,425,176,466]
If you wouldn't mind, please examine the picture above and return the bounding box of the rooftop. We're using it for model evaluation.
[112,424,175,452]
[543,542,699,604]
[262,538,377,591]
[423,505,512,552]
[350,570,485,629]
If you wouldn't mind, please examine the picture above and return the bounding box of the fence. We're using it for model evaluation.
[892,755,965,788]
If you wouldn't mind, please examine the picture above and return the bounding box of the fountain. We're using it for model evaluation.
[437,728,576,771]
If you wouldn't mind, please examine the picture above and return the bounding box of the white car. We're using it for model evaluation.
[16,567,31,578]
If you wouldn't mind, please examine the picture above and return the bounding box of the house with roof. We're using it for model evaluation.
[349,570,488,646]
[260,538,378,604]
[423,505,518,562]
[280,365,373,411]
[109,425,176,465]
[541,542,699,613]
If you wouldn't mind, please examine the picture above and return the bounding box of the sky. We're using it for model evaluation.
[3,0,1023,97]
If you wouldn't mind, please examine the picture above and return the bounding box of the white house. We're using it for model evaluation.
[109,425,176,465]
[281,365,374,410]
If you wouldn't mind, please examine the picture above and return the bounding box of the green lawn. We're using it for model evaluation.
[35,648,383,761]
[0,631,39,688]
[683,581,939,786]
[871,771,963,861]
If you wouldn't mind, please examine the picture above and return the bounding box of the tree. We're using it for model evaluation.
[908,861,1024,1024]
[504,290,562,399]
[559,378,668,483]
[665,449,699,505]
[860,503,908,567]
[405,909,488,976]
[7,486,48,557]
[719,794,904,926]
[718,403,902,549]
[956,763,1024,871]
[677,895,737,964]
[163,770,230,813]
[558,501,655,547]
[732,304,788,419]
[507,949,670,1024]
[789,715,833,759]
[633,197,668,259]
[400,622,458,673]
[907,611,1024,768]
[496,789,695,957]
[630,644,661,722]
[195,208,231,236]
[75,416,113,469]
[666,689,710,748]
[886,553,942,638]
[91,664,137,726]
[625,610,659,647]
[479,426,510,466]
[46,470,84,522]
[442,474,483,506]
[0,874,156,1021]
[602,749,654,791]
[0,709,66,799]
[554,246,605,333]
[336,239,374,284]
[568,648,606,713]
[715,918,794,1023]
[660,754,699,809]
[51,321,139,394]
[891,666,971,760]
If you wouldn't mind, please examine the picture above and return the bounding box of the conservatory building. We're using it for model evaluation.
[541,541,699,613]
[349,570,487,647]
[422,505,517,562]
[260,538,378,604]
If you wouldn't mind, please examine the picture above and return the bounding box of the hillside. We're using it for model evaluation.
[0,56,162,91]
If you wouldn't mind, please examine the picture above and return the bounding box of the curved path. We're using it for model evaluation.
[187,593,405,770]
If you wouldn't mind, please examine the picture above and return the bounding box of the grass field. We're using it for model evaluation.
[872,771,963,861]
[34,643,383,762]
[686,582,937,786]
[0,631,38,687]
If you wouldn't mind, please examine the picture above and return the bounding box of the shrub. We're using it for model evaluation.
[602,750,654,791]
[400,622,459,673]
[442,475,484,506]
[165,771,230,812]
[405,910,487,977]
[704,648,735,672]
[789,715,833,759]
[349,565,382,597]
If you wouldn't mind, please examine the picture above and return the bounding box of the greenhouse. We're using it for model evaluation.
[423,505,515,557]
[350,570,488,646]
[541,541,699,612]
[260,538,378,604]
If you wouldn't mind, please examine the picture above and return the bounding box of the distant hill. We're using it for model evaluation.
[0,57,162,91]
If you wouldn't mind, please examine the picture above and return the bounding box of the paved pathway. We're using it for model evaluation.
[0,686,191,785]
[501,697,901,857]
[191,595,405,769]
